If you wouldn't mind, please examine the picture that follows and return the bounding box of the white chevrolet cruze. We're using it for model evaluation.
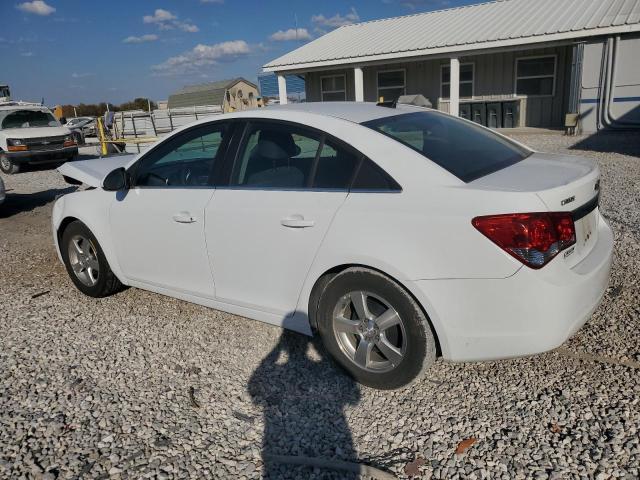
[53,103,613,389]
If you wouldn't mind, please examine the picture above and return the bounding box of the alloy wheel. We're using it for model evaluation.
[67,234,100,287]
[332,291,407,373]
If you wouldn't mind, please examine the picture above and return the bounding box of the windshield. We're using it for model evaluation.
[362,111,530,182]
[1,110,59,129]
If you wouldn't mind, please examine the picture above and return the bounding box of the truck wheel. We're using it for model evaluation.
[316,267,437,390]
[0,153,20,174]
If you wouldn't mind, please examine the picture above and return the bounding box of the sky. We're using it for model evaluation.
[0,0,481,106]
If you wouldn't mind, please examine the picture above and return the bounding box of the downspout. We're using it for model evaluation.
[600,36,640,130]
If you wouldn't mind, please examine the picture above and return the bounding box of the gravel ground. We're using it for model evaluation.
[0,132,638,479]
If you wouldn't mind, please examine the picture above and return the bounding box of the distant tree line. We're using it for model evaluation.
[59,98,158,118]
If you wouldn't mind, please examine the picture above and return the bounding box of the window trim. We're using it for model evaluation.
[219,118,401,192]
[514,54,557,98]
[440,62,474,99]
[320,74,347,102]
[376,69,406,102]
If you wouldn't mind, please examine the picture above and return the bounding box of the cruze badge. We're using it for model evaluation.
[561,195,575,206]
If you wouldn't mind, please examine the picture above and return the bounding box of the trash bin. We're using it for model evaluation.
[501,101,519,128]
[459,103,471,121]
[486,102,502,128]
[471,103,486,126]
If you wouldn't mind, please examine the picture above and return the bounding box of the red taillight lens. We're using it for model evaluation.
[472,212,576,269]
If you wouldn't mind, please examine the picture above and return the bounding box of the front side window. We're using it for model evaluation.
[362,111,530,182]
[515,56,556,96]
[321,75,346,102]
[135,123,230,187]
[2,110,58,129]
[377,70,405,102]
[441,63,474,99]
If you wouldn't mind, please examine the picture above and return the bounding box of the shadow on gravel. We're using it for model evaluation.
[0,186,76,219]
[570,131,640,158]
[249,330,361,479]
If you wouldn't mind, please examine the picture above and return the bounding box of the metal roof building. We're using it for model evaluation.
[168,78,259,111]
[264,0,640,132]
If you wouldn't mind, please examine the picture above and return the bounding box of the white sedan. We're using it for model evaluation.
[53,103,613,389]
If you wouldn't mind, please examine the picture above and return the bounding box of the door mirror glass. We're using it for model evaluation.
[103,167,128,191]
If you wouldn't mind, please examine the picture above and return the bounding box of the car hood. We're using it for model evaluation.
[58,154,136,187]
[1,126,72,139]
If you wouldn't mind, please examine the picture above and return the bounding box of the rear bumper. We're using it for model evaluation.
[6,146,78,164]
[413,213,614,362]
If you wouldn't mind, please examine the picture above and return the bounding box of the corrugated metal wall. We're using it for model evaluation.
[305,45,573,128]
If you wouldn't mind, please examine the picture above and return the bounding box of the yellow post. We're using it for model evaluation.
[97,117,108,156]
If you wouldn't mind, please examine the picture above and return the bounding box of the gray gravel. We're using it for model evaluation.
[0,132,639,479]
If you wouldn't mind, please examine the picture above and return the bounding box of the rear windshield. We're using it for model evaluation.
[1,110,59,129]
[362,111,530,182]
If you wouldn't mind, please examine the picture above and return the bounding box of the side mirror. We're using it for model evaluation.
[103,167,129,191]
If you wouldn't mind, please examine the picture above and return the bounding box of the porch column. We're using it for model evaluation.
[277,74,288,105]
[354,67,364,102]
[449,57,460,117]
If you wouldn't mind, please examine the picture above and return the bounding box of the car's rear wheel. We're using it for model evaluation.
[61,221,123,297]
[316,268,436,389]
[0,153,20,174]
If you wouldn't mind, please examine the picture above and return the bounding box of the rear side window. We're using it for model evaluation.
[362,111,530,182]
[312,141,359,189]
[352,158,401,191]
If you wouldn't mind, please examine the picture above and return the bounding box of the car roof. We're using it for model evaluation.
[266,102,424,124]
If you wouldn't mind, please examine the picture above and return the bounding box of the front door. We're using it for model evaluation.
[205,121,361,317]
[110,122,232,298]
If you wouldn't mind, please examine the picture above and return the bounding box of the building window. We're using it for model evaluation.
[377,70,405,102]
[321,75,346,101]
[515,55,556,96]
[441,63,474,99]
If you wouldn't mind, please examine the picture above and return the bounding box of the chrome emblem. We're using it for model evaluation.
[561,195,575,206]
[42,140,50,145]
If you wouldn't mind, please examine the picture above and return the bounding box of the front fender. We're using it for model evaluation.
[52,189,128,285]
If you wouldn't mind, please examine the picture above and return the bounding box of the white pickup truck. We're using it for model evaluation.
[0,103,78,174]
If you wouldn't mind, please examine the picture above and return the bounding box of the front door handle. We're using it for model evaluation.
[281,214,315,228]
[173,212,197,224]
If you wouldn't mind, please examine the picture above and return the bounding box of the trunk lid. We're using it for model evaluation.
[471,152,601,268]
[58,154,136,188]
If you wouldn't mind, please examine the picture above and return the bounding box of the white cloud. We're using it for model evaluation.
[143,9,177,24]
[200,0,224,3]
[71,72,94,78]
[20,51,34,57]
[123,34,159,44]
[152,40,250,75]
[16,1,56,16]
[311,8,360,29]
[269,28,311,42]
[177,22,199,33]
[142,9,199,33]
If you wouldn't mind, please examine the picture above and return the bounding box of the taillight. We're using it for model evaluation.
[472,212,576,269]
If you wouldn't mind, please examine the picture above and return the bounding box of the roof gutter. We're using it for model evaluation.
[263,24,640,73]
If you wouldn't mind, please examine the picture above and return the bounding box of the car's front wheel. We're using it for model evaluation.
[0,153,20,174]
[316,268,437,390]
[61,221,123,297]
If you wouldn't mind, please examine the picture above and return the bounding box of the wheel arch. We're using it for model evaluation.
[306,263,444,358]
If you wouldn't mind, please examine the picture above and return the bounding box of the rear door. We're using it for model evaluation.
[204,120,360,317]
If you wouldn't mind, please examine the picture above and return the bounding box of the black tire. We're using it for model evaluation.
[61,221,123,298]
[0,153,20,174]
[316,267,436,390]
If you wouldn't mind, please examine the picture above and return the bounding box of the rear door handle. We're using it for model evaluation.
[173,212,197,224]
[281,214,315,228]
